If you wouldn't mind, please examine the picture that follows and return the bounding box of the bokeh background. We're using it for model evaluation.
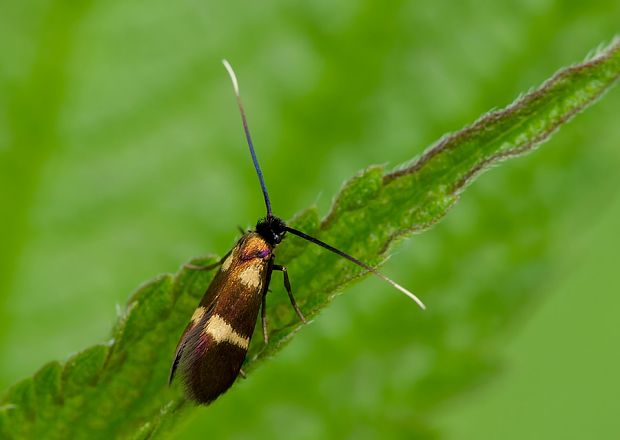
[1,0,620,438]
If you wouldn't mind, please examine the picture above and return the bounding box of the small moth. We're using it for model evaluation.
[169,60,426,404]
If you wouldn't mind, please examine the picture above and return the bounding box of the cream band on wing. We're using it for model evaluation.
[191,306,206,323]
[203,314,250,349]
[237,265,262,289]
[221,251,235,272]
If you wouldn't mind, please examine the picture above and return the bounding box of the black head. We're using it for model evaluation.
[256,215,287,246]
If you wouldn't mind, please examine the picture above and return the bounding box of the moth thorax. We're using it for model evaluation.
[239,233,273,261]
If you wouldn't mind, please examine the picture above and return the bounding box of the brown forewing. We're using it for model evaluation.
[169,233,273,404]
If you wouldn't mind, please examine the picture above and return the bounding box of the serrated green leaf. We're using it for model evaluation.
[33,362,62,402]
[62,345,108,394]
[1,38,619,439]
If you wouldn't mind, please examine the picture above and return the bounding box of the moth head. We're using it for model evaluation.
[256,215,287,246]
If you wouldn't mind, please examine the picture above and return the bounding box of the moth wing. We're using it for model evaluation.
[173,276,266,403]
[168,299,217,385]
[169,253,233,384]
[170,234,272,403]
[169,324,189,385]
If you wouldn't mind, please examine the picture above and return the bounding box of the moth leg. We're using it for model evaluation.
[184,255,226,271]
[273,264,307,323]
[239,368,247,379]
[237,225,247,235]
[261,291,269,344]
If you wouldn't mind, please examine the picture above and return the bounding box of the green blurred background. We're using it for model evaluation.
[1,0,619,438]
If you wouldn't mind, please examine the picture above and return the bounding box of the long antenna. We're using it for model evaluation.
[222,59,273,217]
[285,227,426,310]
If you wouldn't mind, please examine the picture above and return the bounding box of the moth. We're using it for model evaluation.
[169,60,426,404]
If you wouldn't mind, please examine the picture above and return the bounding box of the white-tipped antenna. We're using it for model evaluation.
[373,271,426,310]
[285,226,426,310]
[222,59,273,216]
[222,59,239,95]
